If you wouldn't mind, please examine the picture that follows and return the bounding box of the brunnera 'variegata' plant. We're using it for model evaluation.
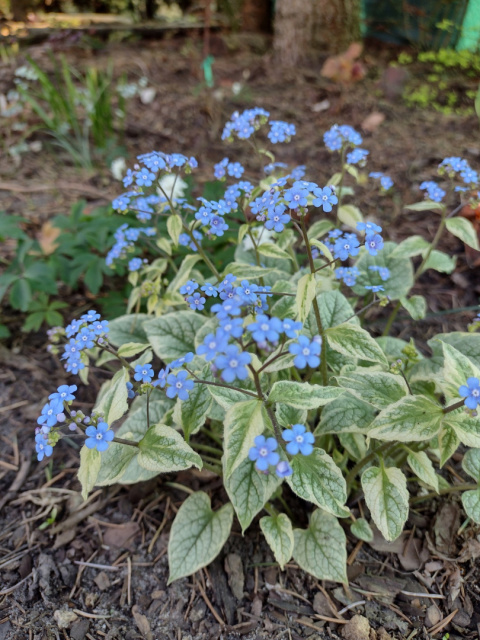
[39,109,480,585]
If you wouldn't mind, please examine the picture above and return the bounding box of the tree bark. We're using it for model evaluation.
[273,0,313,68]
[311,0,361,53]
[11,0,36,21]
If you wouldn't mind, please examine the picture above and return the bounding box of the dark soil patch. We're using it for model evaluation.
[1,35,480,640]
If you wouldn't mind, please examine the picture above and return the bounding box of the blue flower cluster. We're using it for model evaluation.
[222,107,270,141]
[106,224,156,267]
[324,124,362,151]
[62,310,109,374]
[419,181,446,203]
[214,158,245,180]
[439,157,478,186]
[369,172,394,191]
[248,423,314,478]
[268,121,296,144]
[347,148,369,166]
[335,266,360,287]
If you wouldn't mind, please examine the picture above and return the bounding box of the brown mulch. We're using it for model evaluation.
[1,32,480,640]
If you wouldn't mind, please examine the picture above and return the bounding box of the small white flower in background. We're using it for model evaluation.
[232,82,242,96]
[243,227,275,251]
[111,157,127,181]
[158,174,187,201]
[139,87,156,105]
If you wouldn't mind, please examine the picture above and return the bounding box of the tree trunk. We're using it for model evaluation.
[311,0,361,54]
[11,0,36,21]
[273,0,361,68]
[273,0,313,69]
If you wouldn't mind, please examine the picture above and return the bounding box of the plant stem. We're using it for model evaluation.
[299,217,328,386]
[189,375,258,399]
[443,399,466,414]
[192,442,223,457]
[96,341,133,371]
[112,436,139,448]
[410,483,477,505]
[201,426,223,446]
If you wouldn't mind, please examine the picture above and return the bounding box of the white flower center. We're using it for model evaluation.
[302,348,310,356]
[259,447,268,457]
[96,433,103,440]
[229,359,238,368]
[261,324,269,331]
[296,435,304,443]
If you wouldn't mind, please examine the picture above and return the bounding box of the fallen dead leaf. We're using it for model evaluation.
[361,112,385,133]
[37,221,61,255]
[103,521,140,550]
[132,605,152,640]
[433,503,460,555]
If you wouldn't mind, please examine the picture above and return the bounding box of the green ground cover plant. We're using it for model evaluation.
[35,109,480,585]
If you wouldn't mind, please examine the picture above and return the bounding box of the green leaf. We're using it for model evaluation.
[167,254,202,293]
[206,384,254,410]
[462,449,480,482]
[400,295,427,320]
[107,314,150,347]
[338,433,367,461]
[78,447,101,500]
[336,371,408,409]
[407,450,439,492]
[293,509,347,583]
[390,235,431,259]
[168,492,233,583]
[441,342,480,403]
[173,377,212,440]
[94,368,129,425]
[257,243,293,262]
[438,423,460,467]
[350,518,373,542]
[316,392,376,435]
[462,489,480,524]
[145,311,204,361]
[445,217,479,251]
[223,400,265,479]
[295,273,316,322]
[405,200,444,213]
[353,241,414,301]
[167,213,183,246]
[307,219,334,240]
[137,423,202,473]
[444,415,480,448]
[9,278,32,311]
[260,514,294,570]
[361,466,409,541]
[368,395,443,442]
[117,342,150,358]
[421,250,456,274]
[268,381,344,409]
[326,323,388,367]
[238,223,249,244]
[287,449,350,518]
[376,336,409,362]
[276,403,308,428]
[224,457,282,532]
[225,263,274,280]
[337,204,363,229]
[316,290,358,329]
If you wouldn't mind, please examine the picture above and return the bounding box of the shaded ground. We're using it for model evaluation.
[1,33,480,640]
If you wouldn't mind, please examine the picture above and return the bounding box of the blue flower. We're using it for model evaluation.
[227,161,244,178]
[247,314,283,344]
[282,318,303,338]
[248,435,279,471]
[221,107,270,141]
[214,157,229,179]
[81,310,100,323]
[218,274,237,291]
[439,157,467,174]
[209,215,229,236]
[215,345,252,383]
[335,266,359,287]
[201,283,218,297]
[134,364,154,383]
[365,232,384,256]
[420,181,445,203]
[312,186,338,212]
[284,185,308,209]
[357,220,382,234]
[126,381,136,399]
[135,169,156,187]
[365,285,385,293]
[35,433,53,461]
[346,148,369,165]
[333,233,360,261]
[265,204,290,233]
[128,257,143,272]
[219,316,244,338]
[180,280,198,296]
[187,292,206,311]
[369,172,393,190]
[77,327,96,349]
[65,319,82,337]
[169,353,194,369]
[289,335,321,369]
[91,320,109,335]
[275,460,293,478]
[153,367,169,388]
[461,167,478,185]
[49,384,77,403]
[211,300,242,320]
[369,265,390,281]
[197,330,229,361]
[166,370,194,401]
[324,124,362,151]
[85,422,114,452]
[459,377,480,410]
[37,399,64,429]
[236,280,259,304]
[282,424,314,456]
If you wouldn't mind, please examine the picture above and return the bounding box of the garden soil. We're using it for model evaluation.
[1,34,480,640]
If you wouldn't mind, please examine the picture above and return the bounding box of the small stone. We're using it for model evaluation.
[53,609,78,629]
[425,604,441,628]
[94,571,111,591]
[341,614,371,640]
[84,592,97,608]
[70,619,90,640]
